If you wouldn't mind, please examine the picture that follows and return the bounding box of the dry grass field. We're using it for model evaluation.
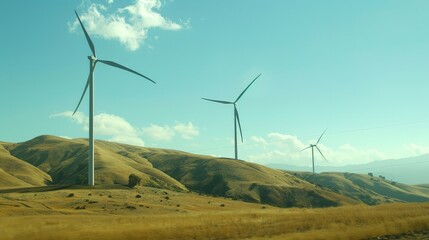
[1,186,429,240]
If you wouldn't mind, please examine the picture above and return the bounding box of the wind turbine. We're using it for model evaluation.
[300,129,328,175]
[202,74,261,160]
[73,11,156,186]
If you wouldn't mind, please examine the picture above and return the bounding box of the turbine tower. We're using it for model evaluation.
[73,11,156,186]
[300,129,328,175]
[202,74,261,160]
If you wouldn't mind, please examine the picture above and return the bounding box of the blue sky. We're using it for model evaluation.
[1,0,429,167]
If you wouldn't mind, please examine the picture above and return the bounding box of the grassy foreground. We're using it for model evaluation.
[1,200,429,239]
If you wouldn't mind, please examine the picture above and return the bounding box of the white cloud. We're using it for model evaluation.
[50,111,85,125]
[52,111,200,145]
[173,122,199,140]
[93,113,144,146]
[143,124,175,141]
[70,0,184,51]
[247,132,386,166]
[251,136,268,145]
[404,143,429,156]
[51,111,145,146]
[142,122,199,141]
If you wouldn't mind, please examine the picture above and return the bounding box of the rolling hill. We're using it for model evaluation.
[0,135,428,208]
[289,171,429,205]
[0,143,51,188]
[268,154,429,184]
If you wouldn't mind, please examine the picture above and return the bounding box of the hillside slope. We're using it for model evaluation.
[126,148,357,207]
[269,154,429,184]
[290,171,429,205]
[1,136,187,191]
[0,144,52,188]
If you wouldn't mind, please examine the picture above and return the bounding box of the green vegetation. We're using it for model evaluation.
[128,174,141,188]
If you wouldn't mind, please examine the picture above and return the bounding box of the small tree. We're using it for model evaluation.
[368,172,373,177]
[128,174,142,188]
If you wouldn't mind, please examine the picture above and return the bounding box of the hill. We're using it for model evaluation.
[0,135,355,207]
[268,154,429,184]
[1,135,428,208]
[2,135,187,191]
[0,143,51,188]
[289,171,429,205]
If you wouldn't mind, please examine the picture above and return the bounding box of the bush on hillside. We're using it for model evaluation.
[128,174,142,188]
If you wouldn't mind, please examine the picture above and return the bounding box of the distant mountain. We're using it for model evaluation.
[268,155,429,185]
[0,135,428,208]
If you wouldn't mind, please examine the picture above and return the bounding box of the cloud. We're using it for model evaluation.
[143,122,199,141]
[143,124,175,141]
[251,136,268,146]
[247,132,386,166]
[52,111,200,145]
[51,111,145,146]
[51,111,85,125]
[404,143,429,156]
[173,122,199,140]
[69,0,184,51]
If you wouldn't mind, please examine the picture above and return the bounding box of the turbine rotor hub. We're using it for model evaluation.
[88,56,97,62]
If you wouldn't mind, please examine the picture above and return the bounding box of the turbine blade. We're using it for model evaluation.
[235,106,243,142]
[316,128,327,145]
[201,98,234,104]
[98,59,156,84]
[316,146,328,162]
[300,146,311,152]
[74,10,96,57]
[235,73,261,103]
[73,71,92,115]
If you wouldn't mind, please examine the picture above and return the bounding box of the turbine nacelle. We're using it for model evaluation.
[88,56,97,62]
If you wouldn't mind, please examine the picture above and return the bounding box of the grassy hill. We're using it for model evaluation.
[1,135,428,208]
[269,155,429,185]
[0,143,51,188]
[289,171,429,205]
[2,136,187,191]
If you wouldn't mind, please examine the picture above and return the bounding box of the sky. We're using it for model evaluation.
[1,0,429,168]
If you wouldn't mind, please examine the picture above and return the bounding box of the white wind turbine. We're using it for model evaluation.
[202,74,261,160]
[300,129,328,175]
[72,11,156,186]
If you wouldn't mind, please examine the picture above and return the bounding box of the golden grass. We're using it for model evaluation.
[1,202,428,240]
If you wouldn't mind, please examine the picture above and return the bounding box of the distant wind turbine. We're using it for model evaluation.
[73,11,156,186]
[202,74,261,160]
[300,129,328,175]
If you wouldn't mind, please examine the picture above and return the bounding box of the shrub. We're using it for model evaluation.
[368,173,373,177]
[128,174,142,188]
